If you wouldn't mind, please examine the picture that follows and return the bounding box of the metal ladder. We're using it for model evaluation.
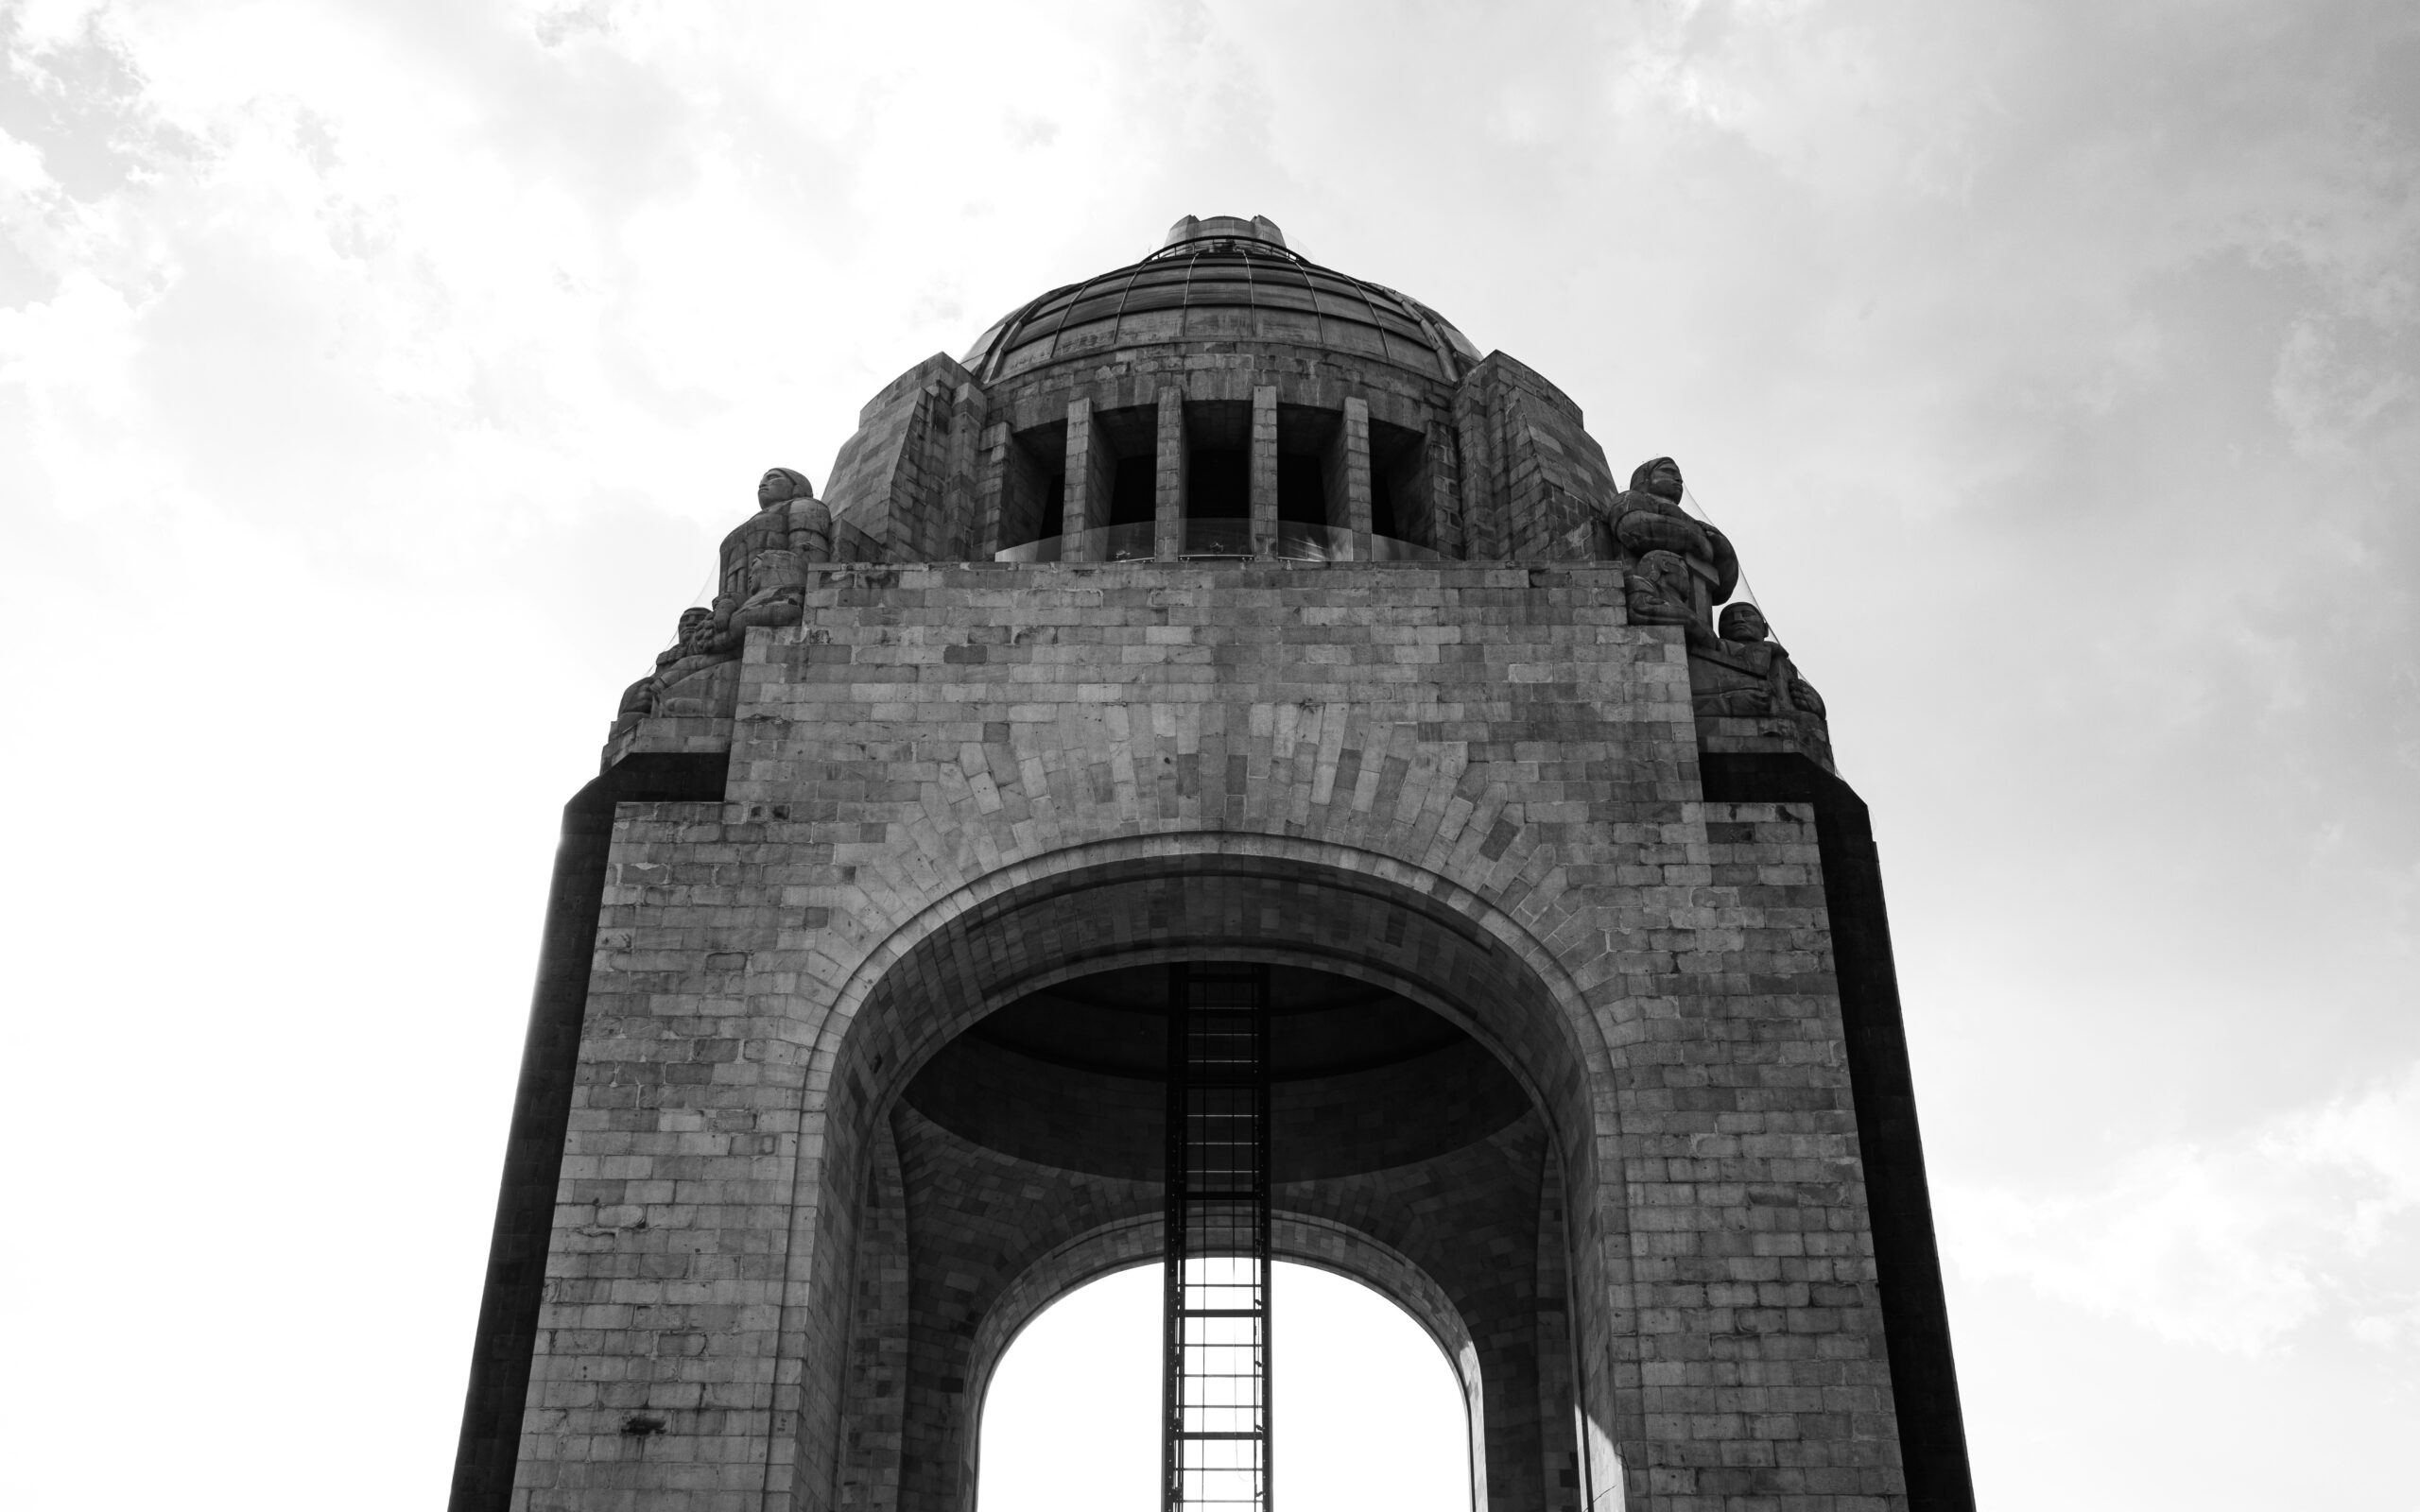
[1163,963,1271,1512]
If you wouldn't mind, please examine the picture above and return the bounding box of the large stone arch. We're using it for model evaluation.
[477,554,1944,1512]
[815,831,1618,1118]
[783,833,1628,1512]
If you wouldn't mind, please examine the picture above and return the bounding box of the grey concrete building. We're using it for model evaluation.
[450,215,1972,1512]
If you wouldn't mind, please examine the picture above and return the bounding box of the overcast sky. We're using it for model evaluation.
[2,1,2414,1507]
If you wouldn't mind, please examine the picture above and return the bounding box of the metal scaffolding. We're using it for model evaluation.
[1164,963,1271,1512]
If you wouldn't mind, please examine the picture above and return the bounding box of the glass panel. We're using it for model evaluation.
[1098,522,1157,560]
[1180,519,1254,557]
[1366,531,1443,561]
[1273,523,1342,561]
[992,534,1063,564]
[999,524,1441,565]
[993,523,1158,562]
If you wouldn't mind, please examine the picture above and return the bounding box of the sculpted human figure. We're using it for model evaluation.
[1686,602,1825,720]
[612,606,720,736]
[1624,549,1700,627]
[1604,457,1737,620]
[711,467,834,643]
[610,470,835,736]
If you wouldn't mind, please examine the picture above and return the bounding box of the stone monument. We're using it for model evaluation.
[451,214,1972,1512]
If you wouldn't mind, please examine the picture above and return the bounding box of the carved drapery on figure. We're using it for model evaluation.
[1605,457,1737,625]
[612,607,717,737]
[1623,549,1700,627]
[610,469,832,736]
[1687,604,1825,721]
[713,467,833,641]
[1605,457,1830,751]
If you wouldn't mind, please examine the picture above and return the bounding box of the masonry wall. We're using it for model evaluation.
[484,559,1926,1512]
[1451,352,1623,563]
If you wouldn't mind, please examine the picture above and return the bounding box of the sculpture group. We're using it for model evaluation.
[613,468,833,736]
[616,456,1827,747]
[1608,456,1827,740]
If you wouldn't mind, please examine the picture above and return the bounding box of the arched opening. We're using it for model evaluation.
[902,961,1527,1510]
[805,841,1626,1512]
[977,1262,1470,1512]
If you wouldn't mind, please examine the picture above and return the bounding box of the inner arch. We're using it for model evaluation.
[917,963,1520,1512]
[977,1263,1471,1512]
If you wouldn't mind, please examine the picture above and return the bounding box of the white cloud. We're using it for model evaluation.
[2,1,2417,1506]
[1943,1061,2420,1355]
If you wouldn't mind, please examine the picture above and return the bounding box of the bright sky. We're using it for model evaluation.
[980,1263,1469,1512]
[1,1,2414,1508]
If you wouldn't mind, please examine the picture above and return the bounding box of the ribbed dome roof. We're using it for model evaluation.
[960,215,1482,385]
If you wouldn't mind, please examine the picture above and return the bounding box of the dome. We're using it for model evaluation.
[959,213,1483,385]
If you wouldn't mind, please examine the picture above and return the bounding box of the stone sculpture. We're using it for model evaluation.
[1608,457,1829,748]
[1686,602,1826,721]
[611,470,831,735]
[612,607,722,737]
[1623,549,1701,627]
[1605,456,1737,624]
[713,467,833,641]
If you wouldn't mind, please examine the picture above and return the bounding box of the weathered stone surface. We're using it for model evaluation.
[453,215,1968,1512]
[1452,352,1625,561]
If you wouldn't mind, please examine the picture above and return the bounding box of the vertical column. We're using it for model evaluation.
[1426,417,1464,559]
[831,1125,908,1512]
[1063,396,1101,562]
[971,421,1012,560]
[1249,387,1278,558]
[1155,385,1187,561]
[1338,396,1373,558]
[1164,964,1271,1512]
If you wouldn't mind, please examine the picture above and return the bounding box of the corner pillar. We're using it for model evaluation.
[938,380,986,562]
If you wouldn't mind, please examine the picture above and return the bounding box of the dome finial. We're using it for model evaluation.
[1161,214,1288,253]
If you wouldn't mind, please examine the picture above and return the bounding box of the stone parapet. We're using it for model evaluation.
[601,714,735,773]
[1697,711,1839,774]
